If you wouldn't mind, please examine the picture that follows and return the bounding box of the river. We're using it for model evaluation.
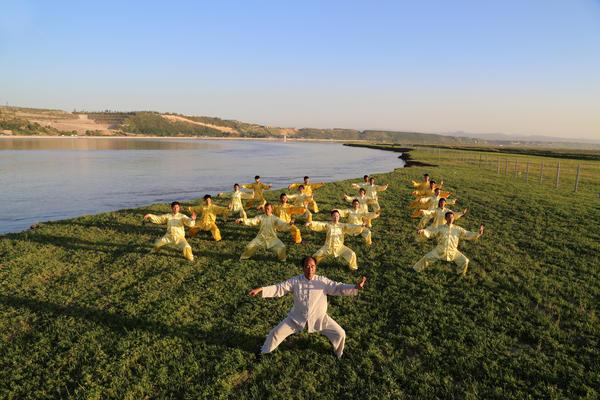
[0,137,403,233]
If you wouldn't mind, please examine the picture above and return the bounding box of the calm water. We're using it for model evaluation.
[0,137,403,233]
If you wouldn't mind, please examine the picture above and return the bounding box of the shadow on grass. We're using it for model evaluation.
[0,295,262,353]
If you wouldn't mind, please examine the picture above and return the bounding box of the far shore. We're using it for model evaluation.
[0,135,373,144]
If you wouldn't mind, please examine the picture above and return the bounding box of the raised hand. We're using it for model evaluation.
[191,211,197,220]
[355,276,367,290]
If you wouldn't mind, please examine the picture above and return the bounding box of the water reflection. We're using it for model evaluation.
[0,137,220,150]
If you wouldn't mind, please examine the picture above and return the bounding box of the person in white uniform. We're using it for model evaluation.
[249,256,367,358]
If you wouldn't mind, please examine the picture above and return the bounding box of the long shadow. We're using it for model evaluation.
[0,295,261,353]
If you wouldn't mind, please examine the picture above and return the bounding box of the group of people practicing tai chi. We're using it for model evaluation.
[141,172,484,358]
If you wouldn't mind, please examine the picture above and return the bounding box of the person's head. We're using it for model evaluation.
[203,194,212,205]
[445,211,455,225]
[363,174,369,182]
[303,176,310,184]
[438,198,447,208]
[233,183,240,191]
[359,188,366,196]
[331,209,341,223]
[369,177,375,184]
[264,203,273,215]
[254,175,260,182]
[429,180,436,189]
[298,184,305,192]
[301,256,317,280]
[424,173,430,181]
[279,193,288,203]
[170,201,181,213]
[352,199,360,209]
[434,188,441,196]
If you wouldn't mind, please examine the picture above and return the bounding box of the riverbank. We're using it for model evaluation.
[343,143,437,167]
[1,154,598,398]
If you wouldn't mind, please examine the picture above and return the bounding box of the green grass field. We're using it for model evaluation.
[1,148,599,399]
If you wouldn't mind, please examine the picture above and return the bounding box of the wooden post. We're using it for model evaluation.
[555,161,560,188]
[479,154,482,168]
[539,161,544,184]
[514,160,519,177]
[525,161,530,182]
[574,165,581,192]
[505,159,509,176]
[497,158,500,175]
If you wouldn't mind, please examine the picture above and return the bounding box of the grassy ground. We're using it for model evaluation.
[1,148,599,399]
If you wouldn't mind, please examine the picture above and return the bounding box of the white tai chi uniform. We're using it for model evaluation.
[260,274,358,358]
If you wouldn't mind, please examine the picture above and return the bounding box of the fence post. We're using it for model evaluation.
[505,159,509,176]
[539,161,544,184]
[514,160,519,177]
[479,154,482,168]
[555,162,560,188]
[497,158,500,175]
[525,161,530,182]
[574,165,581,192]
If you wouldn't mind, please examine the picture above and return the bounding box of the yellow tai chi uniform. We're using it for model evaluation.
[286,193,313,221]
[409,194,456,218]
[273,203,306,244]
[243,182,270,209]
[418,207,465,229]
[187,204,230,241]
[411,179,432,191]
[146,212,196,261]
[306,221,368,270]
[288,182,325,212]
[413,224,481,275]
[218,190,253,219]
[343,194,370,213]
[240,214,292,261]
[337,208,379,245]
[353,183,388,212]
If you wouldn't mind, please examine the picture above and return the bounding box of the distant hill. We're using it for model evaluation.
[1,105,485,144]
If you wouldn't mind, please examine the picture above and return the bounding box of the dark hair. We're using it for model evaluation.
[438,198,447,205]
[300,256,317,268]
[369,177,375,182]
[424,173,429,177]
[434,188,441,193]
[303,176,309,180]
[352,199,359,204]
[298,184,305,190]
[203,194,212,200]
[363,175,369,179]
[170,201,180,208]
[359,188,366,193]
[279,193,287,199]
[234,183,240,188]
[254,175,260,180]
[264,202,273,209]
[330,209,340,215]
[445,211,454,218]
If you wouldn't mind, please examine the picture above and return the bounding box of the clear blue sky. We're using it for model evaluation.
[1,0,599,139]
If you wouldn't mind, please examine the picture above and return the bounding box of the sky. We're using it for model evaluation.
[1,0,599,139]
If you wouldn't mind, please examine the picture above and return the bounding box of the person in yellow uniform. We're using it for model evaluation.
[411,179,450,199]
[236,203,293,261]
[273,193,306,244]
[418,198,467,229]
[286,185,314,222]
[343,187,370,213]
[143,201,197,261]
[354,177,388,212]
[409,188,457,218]
[337,199,380,245]
[413,211,484,276]
[243,175,272,210]
[218,183,253,219]
[187,195,230,241]
[411,173,431,191]
[288,176,325,213]
[305,210,369,270]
